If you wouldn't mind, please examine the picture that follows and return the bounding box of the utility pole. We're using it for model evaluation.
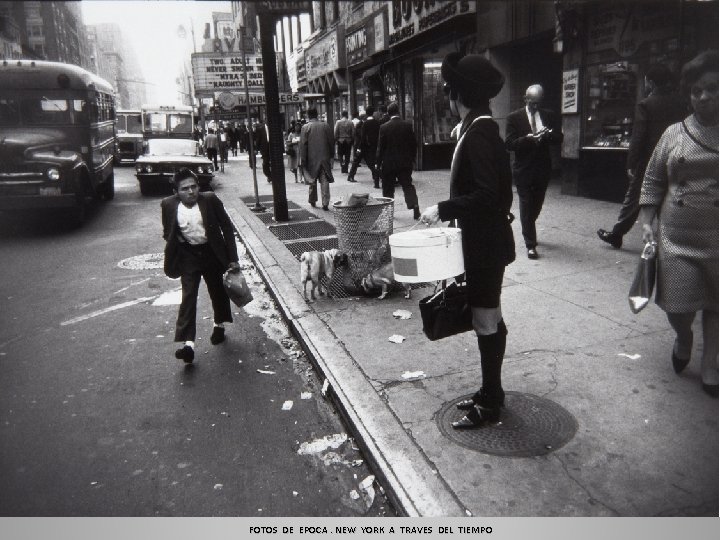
[258,14,289,222]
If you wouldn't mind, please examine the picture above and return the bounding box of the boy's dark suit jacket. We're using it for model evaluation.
[504,107,563,185]
[161,192,239,279]
[376,117,417,172]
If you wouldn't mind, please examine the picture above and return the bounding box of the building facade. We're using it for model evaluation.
[274,0,716,200]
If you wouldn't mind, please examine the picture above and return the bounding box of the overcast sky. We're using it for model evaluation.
[81,0,230,103]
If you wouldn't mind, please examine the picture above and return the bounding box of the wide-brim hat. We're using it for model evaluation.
[441,52,504,100]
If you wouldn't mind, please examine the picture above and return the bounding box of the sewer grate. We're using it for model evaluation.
[436,392,577,457]
[256,209,320,225]
[268,220,337,241]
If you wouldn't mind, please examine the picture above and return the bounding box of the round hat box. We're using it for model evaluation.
[389,228,464,283]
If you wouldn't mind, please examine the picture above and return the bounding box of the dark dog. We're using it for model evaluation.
[300,248,348,301]
[361,262,411,300]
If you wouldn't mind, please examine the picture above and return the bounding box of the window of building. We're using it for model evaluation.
[29,25,43,37]
[421,61,454,144]
[32,43,45,57]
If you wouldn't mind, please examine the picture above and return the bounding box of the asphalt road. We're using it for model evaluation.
[0,166,392,517]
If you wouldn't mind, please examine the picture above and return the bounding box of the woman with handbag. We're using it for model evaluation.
[638,50,718,398]
[419,53,515,428]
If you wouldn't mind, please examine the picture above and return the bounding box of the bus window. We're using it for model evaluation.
[20,97,72,125]
[144,112,167,133]
[127,114,142,134]
[73,99,88,124]
[170,114,192,134]
[0,98,20,125]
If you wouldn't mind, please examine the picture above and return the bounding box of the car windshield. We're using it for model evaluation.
[147,139,198,156]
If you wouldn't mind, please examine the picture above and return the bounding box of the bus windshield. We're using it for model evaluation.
[118,113,142,134]
[0,94,88,126]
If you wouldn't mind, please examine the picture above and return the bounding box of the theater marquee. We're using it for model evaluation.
[191,52,265,92]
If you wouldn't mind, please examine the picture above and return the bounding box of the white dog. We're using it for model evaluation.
[300,248,347,301]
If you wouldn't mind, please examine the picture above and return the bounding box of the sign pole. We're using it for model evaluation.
[240,26,265,213]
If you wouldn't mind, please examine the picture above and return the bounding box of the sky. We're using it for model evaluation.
[81,0,230,103]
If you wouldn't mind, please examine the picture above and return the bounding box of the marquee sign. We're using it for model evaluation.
[304,27,345,81]
[255,1,312,16]
[191,52,264,92]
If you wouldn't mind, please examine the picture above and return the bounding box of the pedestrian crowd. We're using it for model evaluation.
[162,49,717,411]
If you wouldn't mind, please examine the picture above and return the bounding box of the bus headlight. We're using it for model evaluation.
[197,166,204,174]
[46,167,61,181]
[145,165,153,173]
[135,164,142,173]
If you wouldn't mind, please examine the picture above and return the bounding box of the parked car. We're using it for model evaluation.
[135,138,214,195]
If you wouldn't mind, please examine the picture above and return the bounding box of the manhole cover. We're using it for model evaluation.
[436,392,577,457]
[117,253,164,270]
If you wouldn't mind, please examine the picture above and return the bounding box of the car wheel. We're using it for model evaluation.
[102,172,115,201]
[139,179,151,196]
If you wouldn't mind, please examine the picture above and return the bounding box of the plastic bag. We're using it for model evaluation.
[628,241,657,314]
[223,270,253,308]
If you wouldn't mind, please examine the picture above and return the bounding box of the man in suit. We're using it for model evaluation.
[348,105,381,187]
[376,101,420,220]
[161,168,240,364]
[597,64,686,248]
[299,107,335,211]
[505,84,563,259]
[334,110,354,174]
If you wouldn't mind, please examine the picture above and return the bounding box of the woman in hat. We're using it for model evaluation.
[419,53,516,428]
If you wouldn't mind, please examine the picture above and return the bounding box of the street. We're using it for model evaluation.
[0,166,392,517]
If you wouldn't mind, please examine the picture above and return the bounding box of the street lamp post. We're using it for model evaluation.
[239,26,265,213]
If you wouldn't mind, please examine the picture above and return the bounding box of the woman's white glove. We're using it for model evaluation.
[419,205,440,225]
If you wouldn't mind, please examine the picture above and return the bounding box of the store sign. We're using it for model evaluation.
[213,92,304,106]
[192,53,264,91]
[346,8,389,67]
[389,0,474,47]
[561,69,579,114]
[587,4,678,57]
[305,28,344,80]
[346,27,368,66]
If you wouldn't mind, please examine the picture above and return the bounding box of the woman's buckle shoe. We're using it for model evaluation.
[451,405,500,429]
[455,398,475,411]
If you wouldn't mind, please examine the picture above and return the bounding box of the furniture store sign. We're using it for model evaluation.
[191,52,264,91]
[389,0,475,46]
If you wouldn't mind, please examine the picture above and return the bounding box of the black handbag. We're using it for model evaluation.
[419,280,473,341]
[628,241,657,314]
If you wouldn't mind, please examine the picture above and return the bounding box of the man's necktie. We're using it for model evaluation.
[530,112,537,135]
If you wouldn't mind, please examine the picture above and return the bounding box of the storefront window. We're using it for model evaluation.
[421,61,453,144]
[584,62,638,148]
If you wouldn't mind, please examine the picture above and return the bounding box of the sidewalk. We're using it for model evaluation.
[214,153,717,517]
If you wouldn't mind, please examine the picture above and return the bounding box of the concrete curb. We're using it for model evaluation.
[226,202,467,517]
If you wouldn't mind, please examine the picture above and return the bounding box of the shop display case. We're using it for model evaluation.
[583,62,639,149]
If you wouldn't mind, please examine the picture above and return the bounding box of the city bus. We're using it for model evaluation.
[114,109,143,164]
[0,59,116,226]
[140,104,194,141]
